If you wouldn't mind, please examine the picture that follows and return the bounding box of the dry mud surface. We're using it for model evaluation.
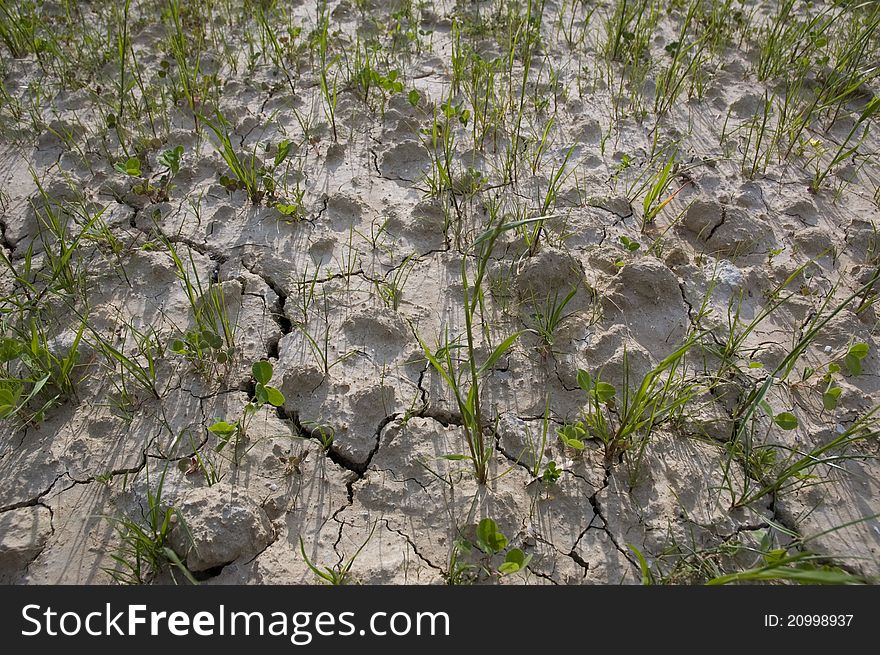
[1,0,879,585]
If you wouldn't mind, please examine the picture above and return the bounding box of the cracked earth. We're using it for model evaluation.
[1,0,880,584]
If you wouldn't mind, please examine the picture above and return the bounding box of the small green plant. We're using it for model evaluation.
[619,235,641,252]
[299,522,377,585]
[115,156,141,177]
[208,361,286,458]
[557,421,587,451]
[810,96,880,193]
[639,149,681,230]
[445,517,532,582]
[105,463,197,585]
[376,254,416,311]
[303,420,335,452]
[163,237,236,372]
[568,336,702,467]
[528,287,577,351]
[201,112,268,204]
[706,528,868,585]
[178,432,225,486]
[419,217,545,484]
[170,327,233,369]
[541,460,562,484]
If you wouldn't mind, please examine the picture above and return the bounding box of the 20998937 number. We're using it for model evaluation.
[787,615,853,627]
[764,614,854,627]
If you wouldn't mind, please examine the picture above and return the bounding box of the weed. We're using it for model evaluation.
[201,112,267,204]
[208,361,286,461]
[105,461,197,585]
[299,522,377,585]
[563,336,704,470]
[528,287,577,351]
[419,217,544,484]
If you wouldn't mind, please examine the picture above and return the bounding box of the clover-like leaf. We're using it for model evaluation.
[773,412,798,431]
[252,360,273,385]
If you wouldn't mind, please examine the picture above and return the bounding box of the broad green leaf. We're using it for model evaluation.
[158,145,183,175]
[265,386,285,407]
[252,360,273,385]
[254,383,269,404]
[476,518,507,554]
[274,139,292,167]
[116,156,141,176]
[204,331,223,349]
[844,353,862,376]
[0,337,22,362]
[844,343,867,376]
[407,89,420,106]
[498,561,521,575]
[208,420,237,436]
[276,203,301,216]
[773,412,798,430]
[576,369,592,392]
[593,382,616,403]
[822,386,842,410]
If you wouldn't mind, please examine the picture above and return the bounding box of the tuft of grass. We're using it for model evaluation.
[201,112,265,204]
[419,216,544,484]
[105,462,197,585]
[562,334,704,472]
[528,287,577,350]
[299,522,377,585]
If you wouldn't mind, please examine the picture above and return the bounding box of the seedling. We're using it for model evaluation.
[303,420,335,453]
[299,522,377,585]
[528,287,577,350]
[541,460,562,484]
[208,361,286,461]
[571,336,703,468]
[462,518,533,578]
[105,461,197,585]
[619,235,641,252]
[201,112,267,204]
[419,216,545,484]
[799,341,869,410]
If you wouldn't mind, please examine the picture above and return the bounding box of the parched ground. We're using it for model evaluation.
[0,0,879,585]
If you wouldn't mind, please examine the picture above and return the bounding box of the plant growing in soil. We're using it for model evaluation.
[721,269,880,508]
[375,254,416,312]
[446,518,532,583]
[201,112,267,204]
[299,522,377,585]
[797,341,869,411]
[419,216,543,484]
[810,96,880,193]
[563,336,703,469]
[635,525,868,585]
[527,286,577,351]
[302,419,335,453]
[163,237,236,372]
[208,361,286,460]
[105,462,196,585]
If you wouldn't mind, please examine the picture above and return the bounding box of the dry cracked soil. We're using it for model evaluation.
[1,0,879,585]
